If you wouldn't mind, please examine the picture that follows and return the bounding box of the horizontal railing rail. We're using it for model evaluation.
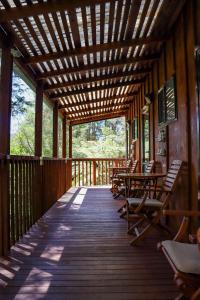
[72,158,126,187]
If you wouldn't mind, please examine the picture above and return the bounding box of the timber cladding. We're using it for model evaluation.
[127,1,198,219]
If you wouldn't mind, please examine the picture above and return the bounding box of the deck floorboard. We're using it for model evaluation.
[0,187,178,300]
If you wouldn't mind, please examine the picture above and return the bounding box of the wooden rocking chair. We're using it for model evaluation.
[126,160,183,245]
[113,159,138,198]
[118,160,155,218]
[158,210,200,300]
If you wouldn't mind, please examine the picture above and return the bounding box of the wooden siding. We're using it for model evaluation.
[127,1,198,219]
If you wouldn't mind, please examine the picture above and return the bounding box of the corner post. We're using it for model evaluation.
[0,44,13,255]
[34,81,44,157]
[53,101,58,158]
[62,114,66,158]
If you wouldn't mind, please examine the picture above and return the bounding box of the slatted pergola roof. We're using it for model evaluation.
[0,0,184,124]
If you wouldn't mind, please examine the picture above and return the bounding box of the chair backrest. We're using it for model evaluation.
[145,160,155,173]
[130,160,138,173]
[126,160,131,167]
[163,160,183,192]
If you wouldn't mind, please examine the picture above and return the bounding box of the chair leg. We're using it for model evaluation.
[175,294,187,300]
[129,223,152,246]
[117,203,126,212]
[127,216,146,234]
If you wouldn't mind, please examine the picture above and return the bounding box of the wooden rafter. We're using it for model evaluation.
[0,0,110,23]
[66,102,130,115]
[70,111,127,125]
[37,54,159,80]
[49,79,143,100]
[44,71,148,91]
[25,36,166,65]
[58,92,136,109]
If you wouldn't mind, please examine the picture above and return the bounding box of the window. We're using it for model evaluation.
[158,75,177,125]
[142,114,150,165]
[132,117,138,140]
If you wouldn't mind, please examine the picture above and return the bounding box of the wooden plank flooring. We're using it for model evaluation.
[0,187,178,300]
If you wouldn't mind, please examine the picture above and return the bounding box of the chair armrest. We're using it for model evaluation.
[162,210,200,217]
[162,210,200,242]
[192,288,200,300]
[133,187,171,194]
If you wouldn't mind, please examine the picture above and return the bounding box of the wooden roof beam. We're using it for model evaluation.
[25,36,166,65]
[58,92,136,109]
[65,103,130,115]
[0,1,110,22]
[37,54,159,80]
[70,111,127,125]
[44,71,148,92]
[49,80,142,100]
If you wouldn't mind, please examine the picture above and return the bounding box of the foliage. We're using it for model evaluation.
[11,71,33,117]
[72,118,126,158]
[42,101,53,157]
[10,70,126,158]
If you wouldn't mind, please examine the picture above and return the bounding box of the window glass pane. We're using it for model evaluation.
[42,99,53,157]
[142,114,150,166]
[158,87,166,124]
[166,76,177,122]
[10,64,36,155]
[58,115,62,158]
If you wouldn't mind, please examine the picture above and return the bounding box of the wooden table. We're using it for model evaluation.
[117,172,166,197]
[197,228,200,251]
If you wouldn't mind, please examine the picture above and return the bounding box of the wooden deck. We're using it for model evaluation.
[0,187,178,300]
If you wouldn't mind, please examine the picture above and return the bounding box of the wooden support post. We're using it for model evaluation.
[0,44,13,255]
[62,114,66,158]
[34,81,43,157]
[93,160,97,185]
[69,124,72,158]
[53,101,58,158]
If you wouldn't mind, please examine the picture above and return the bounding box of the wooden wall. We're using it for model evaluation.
[127,0,198,214]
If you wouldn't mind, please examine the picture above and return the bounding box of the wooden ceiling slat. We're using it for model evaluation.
[48,80,142,99]
[59,92,136,109]
[70,109,127,123]
[36,54,158,80]
[0,0,184,122]
[12,19,38,56]
[113,1,123,42]
[44,69,148,91]
[119,0,132,41]
[66,102,130,115]
[71,113,125,125]
[49,79,141,100]
[25,36,165,64]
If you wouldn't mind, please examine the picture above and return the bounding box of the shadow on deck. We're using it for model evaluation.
[0,187,178,300]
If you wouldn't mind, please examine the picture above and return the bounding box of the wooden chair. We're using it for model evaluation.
[110,159,132,193]
[118,160,155,217]
[192,287,200,300]
[158,210,200,300]
[113,160,138,198]
[126,160,183,245]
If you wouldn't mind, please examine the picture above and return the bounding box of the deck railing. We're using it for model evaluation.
[0,155,125,255]
[0,155,72,255]
[72,158,125,186]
